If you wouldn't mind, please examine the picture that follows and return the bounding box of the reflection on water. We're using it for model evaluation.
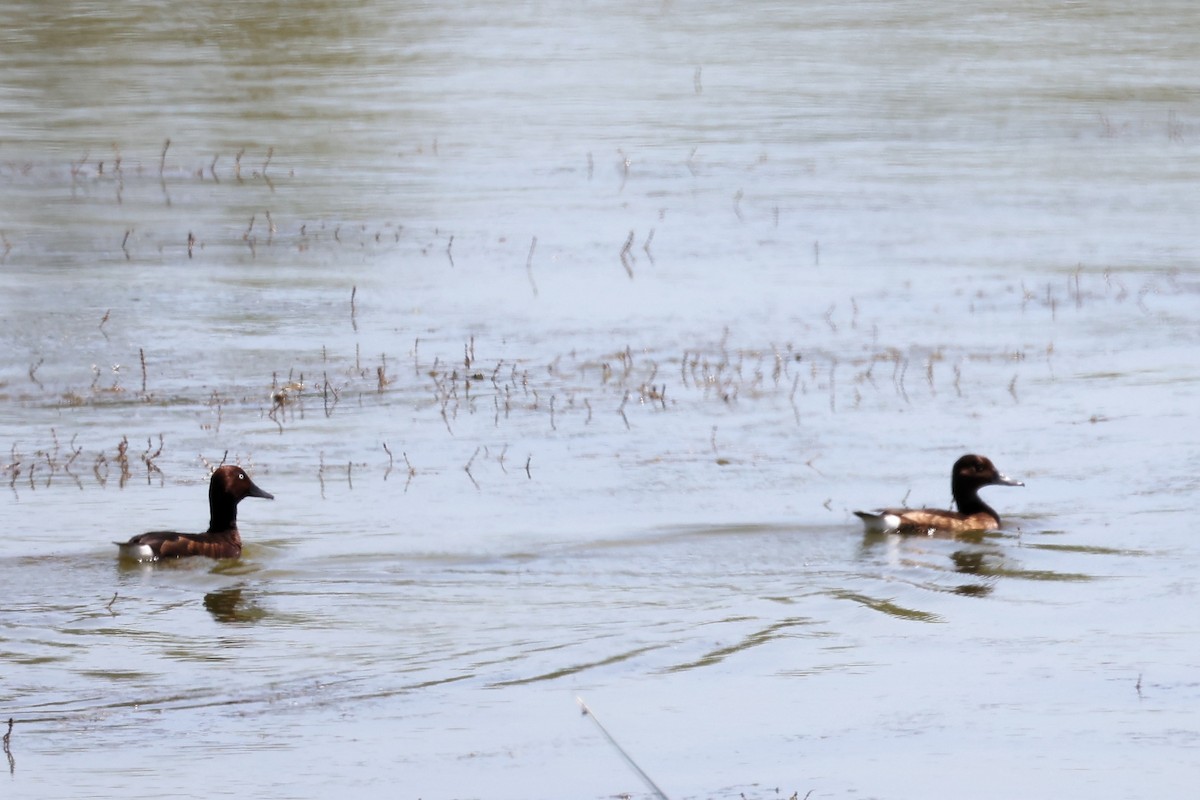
[665,616,823,673]
[950,549,994,575]
[203,586,267,625]
[862,527,1105,599]
[2,0,1200,798]
[831,589,944,623]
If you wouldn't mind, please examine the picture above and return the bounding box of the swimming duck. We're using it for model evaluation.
[854,454,1023,535]
[115,465,274,561]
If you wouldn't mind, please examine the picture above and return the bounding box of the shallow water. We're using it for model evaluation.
[3,1,1200,798]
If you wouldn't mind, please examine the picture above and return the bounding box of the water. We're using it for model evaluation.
[2,2,1200,798]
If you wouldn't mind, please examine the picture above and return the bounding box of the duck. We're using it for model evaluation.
[854,454,1023,535]
[115,465,274,561]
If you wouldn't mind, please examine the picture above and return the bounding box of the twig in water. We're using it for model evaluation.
[642,228,655,265]
[524,455,532,479]
[619,231,635,278]
[63,433,82,475]
[115,436,131,487]
[141,434,164,478]
[93,452,107,486]
[382,442,394,480]
[446,235,454,268]
[350,285,358,331]
[576,697,668,800]
[28,358,43,389]
[895,356,910,403]
[526,236,538,297]
[322,372,339,417]
[70,150,89,189]
[3,716,13,774]
[464,447,480,489]
[139,348,148,395]
[403,451,416,491]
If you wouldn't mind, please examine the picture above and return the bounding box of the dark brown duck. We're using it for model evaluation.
[115,465,274,561]
[854,454,1023,535]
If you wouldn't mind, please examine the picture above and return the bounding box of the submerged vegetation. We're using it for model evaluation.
[2,241,1189,497]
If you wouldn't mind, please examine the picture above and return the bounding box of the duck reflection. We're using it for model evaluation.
[859,530,999,597]
[203,585,267,624]
[950,549,990,574]
[946,550,996,596]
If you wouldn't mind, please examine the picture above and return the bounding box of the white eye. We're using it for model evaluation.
[239,473,246,480]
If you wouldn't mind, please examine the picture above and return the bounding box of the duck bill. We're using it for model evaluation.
[247,481,275,500]
[993,472,1024,487]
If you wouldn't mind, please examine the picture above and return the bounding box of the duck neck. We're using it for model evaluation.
[953,482,999,523]
[208,490,240,534]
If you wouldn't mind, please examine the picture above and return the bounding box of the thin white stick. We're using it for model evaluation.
[576,697,669,800]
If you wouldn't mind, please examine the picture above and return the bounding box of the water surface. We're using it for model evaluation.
[2,2,1199,798]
